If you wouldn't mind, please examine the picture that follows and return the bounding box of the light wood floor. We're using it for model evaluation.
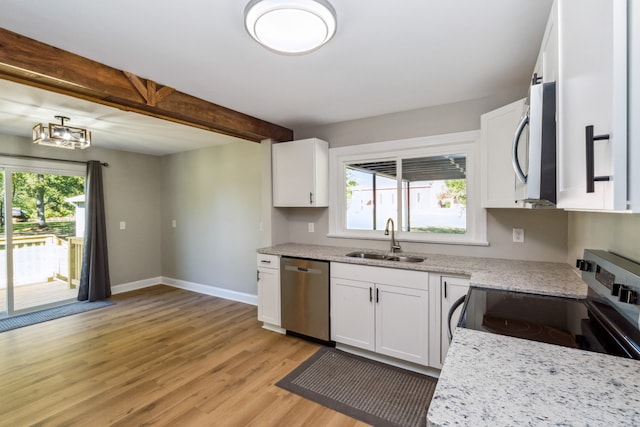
[0,285,370,426]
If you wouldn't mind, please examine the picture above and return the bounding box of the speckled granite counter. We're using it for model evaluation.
[257,243,587,298]
[427,328,640,426]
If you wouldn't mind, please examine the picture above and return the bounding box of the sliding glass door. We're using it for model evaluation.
[1,160,85,317]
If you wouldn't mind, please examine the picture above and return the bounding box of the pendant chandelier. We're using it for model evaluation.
[32,115,91,150]
[244,0,337,55]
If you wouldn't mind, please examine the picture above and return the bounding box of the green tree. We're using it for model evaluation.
[12,172,84,228]
[444,179,467,205]
[345,168,358,208]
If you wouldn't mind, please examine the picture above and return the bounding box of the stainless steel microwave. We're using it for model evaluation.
[512,81,557,206]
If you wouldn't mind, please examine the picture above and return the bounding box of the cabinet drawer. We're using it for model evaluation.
[257,253,279,269]
[331,262,428,290]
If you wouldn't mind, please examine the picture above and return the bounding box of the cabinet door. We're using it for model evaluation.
[272,138,329,207]
[557,0,627,210]
[330,277,375,351]
[440,277,469,365]
[375,283,429,365]
[533,0,558,85]
[257,267,280,326]
[480,98,526,208]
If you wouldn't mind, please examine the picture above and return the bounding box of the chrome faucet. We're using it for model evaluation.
[384,218,401,253]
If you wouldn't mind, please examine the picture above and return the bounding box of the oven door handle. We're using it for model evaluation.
[448,295,467,342]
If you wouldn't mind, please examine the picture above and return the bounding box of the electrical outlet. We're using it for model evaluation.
[172,219,177,228]
[308,222,315,233]
[120,221,126,230]
[513,228,524,243]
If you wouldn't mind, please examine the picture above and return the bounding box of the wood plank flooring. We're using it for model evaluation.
[0,285,370,426]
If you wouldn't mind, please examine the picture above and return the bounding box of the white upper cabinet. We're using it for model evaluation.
[629,1,640,210]
[533,0,558,85]
[480,98,527,208]
[557,0,628,210]
[272,138,329,207]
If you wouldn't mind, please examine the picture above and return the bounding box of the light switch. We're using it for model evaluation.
[172,219,177,228]
[120,221,126,230]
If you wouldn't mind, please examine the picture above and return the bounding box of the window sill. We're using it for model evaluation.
[326,231,489,247]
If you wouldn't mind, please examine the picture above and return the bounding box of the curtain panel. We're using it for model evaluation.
[78,160,111,301]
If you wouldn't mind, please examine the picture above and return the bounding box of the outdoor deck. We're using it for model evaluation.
[0,280,78,313]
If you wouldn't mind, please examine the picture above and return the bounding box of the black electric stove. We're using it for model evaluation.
[457,249,640,359]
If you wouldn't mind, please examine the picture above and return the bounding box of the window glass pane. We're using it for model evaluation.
[375,174,396,230]
[345,166,373,230]
[401,155,466,234]
[346,161,397,230]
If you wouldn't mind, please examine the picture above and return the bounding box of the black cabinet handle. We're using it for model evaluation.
[310,192,313,205]
[369,287,372,302]
[444,281,447,299]
[585,125,611,193]
[376,288,379,303]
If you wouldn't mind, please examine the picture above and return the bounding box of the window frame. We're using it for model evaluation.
[328,130,487,246]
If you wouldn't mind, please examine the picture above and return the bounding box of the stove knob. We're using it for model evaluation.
[576,259,594,272]
[611,283,622,296]
[619,287,638,304]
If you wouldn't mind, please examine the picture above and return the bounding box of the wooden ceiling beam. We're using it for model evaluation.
[0,27,294,142]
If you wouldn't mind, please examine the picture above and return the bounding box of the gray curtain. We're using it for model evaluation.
[78,160,111,301]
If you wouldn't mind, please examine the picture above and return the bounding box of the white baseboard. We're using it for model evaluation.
[262,323,286,334]
[110,276,258,306]
[111,277,162,294]
[161,277,258,306]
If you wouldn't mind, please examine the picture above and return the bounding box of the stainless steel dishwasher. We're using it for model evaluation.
[280,257,330,342]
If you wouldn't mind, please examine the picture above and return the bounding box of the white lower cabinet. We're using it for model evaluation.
[331,263,429,366]
[439,276,470,366]
[257,254,281,328]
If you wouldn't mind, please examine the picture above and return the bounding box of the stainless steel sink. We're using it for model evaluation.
[345,251,387,260]
[345,251,425,263]
[383,255,424,263]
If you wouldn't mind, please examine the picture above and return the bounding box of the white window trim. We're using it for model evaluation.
[0,156,85,176]
[328,130,488,246]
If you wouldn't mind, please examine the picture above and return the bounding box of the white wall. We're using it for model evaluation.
[295,89,526,147]
[568,211,640,264]
[160,141,263,295]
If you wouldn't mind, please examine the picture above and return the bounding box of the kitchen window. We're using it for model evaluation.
[329,131,487,245]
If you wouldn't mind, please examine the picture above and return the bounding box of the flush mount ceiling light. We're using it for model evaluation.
[244,0,337,55]
[32,115,91,150]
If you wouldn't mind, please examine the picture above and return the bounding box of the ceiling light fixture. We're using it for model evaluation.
[244,0,337,55]
[32,115,91,150]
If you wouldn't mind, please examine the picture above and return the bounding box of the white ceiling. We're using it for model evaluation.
[0,0,553,156]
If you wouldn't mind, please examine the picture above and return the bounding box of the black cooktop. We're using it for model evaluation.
[458,286,640,359]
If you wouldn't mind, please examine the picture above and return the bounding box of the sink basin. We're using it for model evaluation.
[383,255,425,263]
[345,251,387,260]
[345,252,425,263]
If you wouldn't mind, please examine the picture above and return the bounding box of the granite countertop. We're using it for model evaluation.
[258,243,587,298]
[260,243,635,425]
[427,328,640,426]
